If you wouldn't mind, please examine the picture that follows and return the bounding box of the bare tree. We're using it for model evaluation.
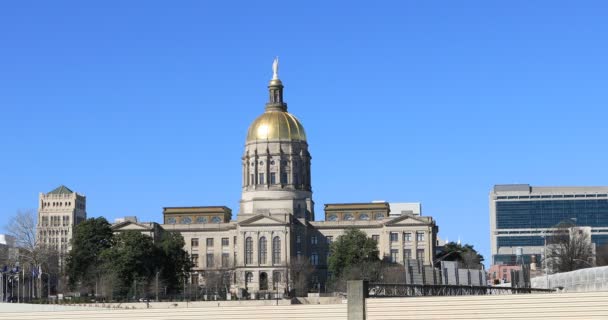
[4,209,59,298]
[6,210,37,250]
[547,222,594,273]
[288,256,314,297]
[5,209,58,268]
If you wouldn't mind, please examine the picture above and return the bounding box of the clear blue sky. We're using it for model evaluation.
[2,1,608,263]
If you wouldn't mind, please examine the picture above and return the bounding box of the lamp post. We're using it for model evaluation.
[40,273,51,299]
[544,232,547,287]
[0,268,4,303]
[155,271,160,302]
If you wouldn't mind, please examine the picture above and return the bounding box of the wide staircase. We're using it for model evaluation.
[366,291,608,320]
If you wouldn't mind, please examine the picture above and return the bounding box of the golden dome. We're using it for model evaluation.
[246,110,307,143]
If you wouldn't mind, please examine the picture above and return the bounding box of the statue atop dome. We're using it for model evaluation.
[272,56,279,80]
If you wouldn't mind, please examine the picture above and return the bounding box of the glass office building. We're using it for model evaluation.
[490,184,608,265]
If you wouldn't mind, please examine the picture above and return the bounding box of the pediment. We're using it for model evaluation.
[112,221,152,231]
[238,214,287,226]
[384,214,430,226]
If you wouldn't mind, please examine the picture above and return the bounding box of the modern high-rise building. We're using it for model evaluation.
[37,185,87,254]
[490,184,608,265]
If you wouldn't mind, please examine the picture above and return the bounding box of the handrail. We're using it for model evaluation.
[367,283,554,297]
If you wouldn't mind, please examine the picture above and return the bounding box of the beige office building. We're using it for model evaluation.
[36,185,87,254]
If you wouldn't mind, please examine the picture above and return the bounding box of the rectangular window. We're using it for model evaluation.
[222,238,229,246]
[280,172,288,184]
[326,236,333,244]
[222,253,230,267]
[191,274,199,285]
[390,232,398,242]
[311,235,317,245]
[404,233,412,242]
[403,249,412,261]
[191,254,199,267]
[416,249,425,261]
[191,238,199,247]
[296,234,301,243]
[416,232,425,242]
[372,235,379,242]
[206,253,214,268]
[270,172,277,184]
[245,238,253,264]
[259,173,265,184]
[206,238,214,247]
[311,253,319,266]
[390,249,399,263]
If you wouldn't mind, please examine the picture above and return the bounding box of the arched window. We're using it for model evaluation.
[328,215,338,221]
[259,237,267,264]
[344,213,354,221]
[259,272,268,291]
[374,213,385,220]
[272,236,281,264]
[359,213,370,221]
[245,237,253,265]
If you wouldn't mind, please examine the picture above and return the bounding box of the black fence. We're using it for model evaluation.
[367,283,554,298]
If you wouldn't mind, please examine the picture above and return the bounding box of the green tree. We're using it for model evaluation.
[66,217,114,291]
[328,229,380,280]
[434,242,484,269]
[100,230,158,298]
[156,231,192,295]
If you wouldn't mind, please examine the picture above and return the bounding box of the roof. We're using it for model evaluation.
[324,202,390,211]
[493,184,608,194]
[163,206,232,214]
[47,185,74,195]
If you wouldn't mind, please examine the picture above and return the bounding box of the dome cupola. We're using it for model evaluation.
[246,57,307,143]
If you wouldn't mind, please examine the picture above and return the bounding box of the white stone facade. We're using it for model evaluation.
[113,65,439,295]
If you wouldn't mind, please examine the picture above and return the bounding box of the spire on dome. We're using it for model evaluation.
[272,56,279,80]
[266,57,286,111]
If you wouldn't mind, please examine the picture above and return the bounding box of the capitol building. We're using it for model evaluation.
[111,60,439,295]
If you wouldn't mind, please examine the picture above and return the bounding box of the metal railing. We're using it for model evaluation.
[367,283,554,297]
